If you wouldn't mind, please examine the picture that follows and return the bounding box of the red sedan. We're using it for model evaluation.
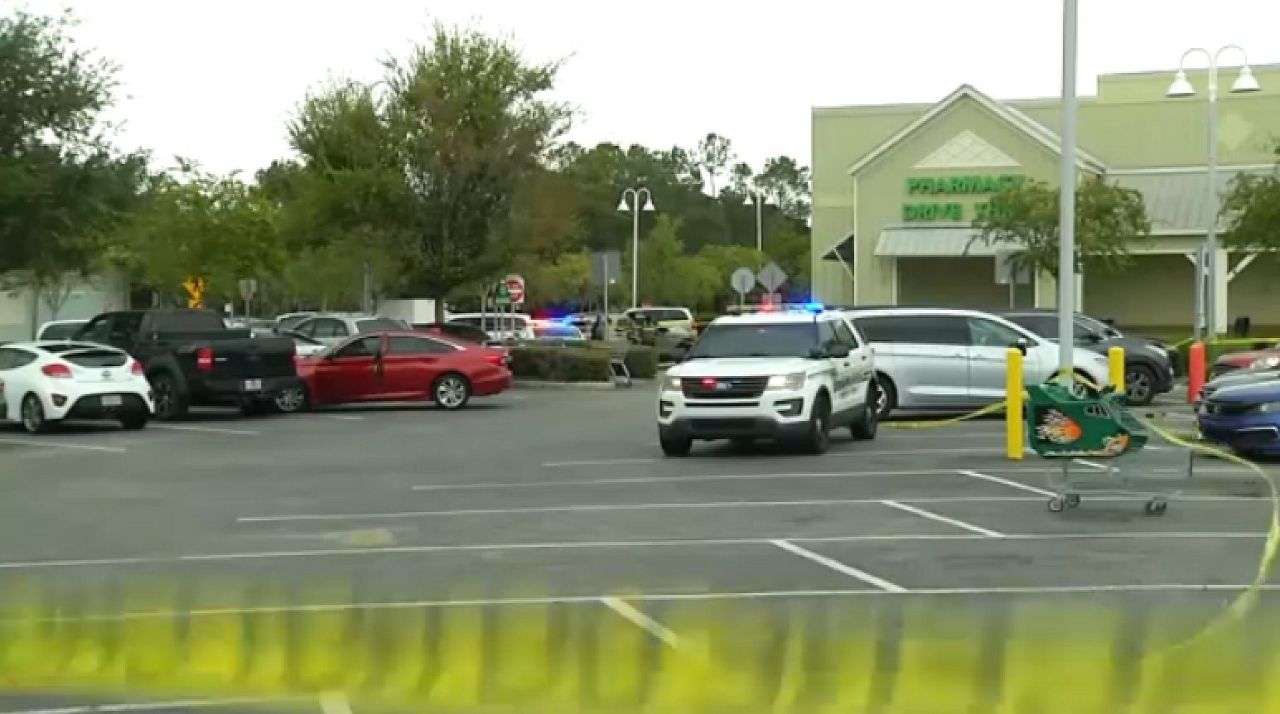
[274,331,511,412]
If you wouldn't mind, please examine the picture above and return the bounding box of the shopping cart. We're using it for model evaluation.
[1025,382,1172,515]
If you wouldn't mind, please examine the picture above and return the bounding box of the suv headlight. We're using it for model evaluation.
[767,372,806,391]
[664,375,682,391]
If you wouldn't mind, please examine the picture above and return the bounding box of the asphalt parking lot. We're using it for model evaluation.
[1,384,1279,711]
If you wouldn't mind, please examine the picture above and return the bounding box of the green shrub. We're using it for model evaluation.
[509,346,611,382]
[623,345,659,378]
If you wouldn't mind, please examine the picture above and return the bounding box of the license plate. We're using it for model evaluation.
[243,379,262,392]
[101,395,123,407]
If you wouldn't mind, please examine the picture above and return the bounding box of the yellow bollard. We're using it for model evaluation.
[1006,348,1024,460]
[1108,346,1125,394]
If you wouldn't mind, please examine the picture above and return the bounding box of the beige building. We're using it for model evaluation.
[811,64,1280,330]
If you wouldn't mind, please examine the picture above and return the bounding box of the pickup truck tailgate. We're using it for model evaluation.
[196,338,297,379]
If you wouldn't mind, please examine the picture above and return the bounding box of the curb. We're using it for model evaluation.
[514,380,617,391]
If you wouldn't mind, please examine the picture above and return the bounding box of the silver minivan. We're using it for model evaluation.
[845,307,1111,417]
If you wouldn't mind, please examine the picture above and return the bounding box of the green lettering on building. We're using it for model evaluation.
[902,173,1026,221]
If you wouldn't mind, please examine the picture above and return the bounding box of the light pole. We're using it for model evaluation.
[1166,46,1261,338]
[616,187,656,308]
[742,190,775,253]
[1056,0,1079,385]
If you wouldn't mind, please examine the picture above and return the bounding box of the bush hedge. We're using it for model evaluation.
[509,345,611,382]
[620,344,658,378]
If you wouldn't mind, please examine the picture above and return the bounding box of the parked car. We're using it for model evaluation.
[622,306,696,338]
[286,314,409,346]
[0,341,153,433]
[446,313,536,342]
[274,311,317,334]
[999,309,1175,405]
[845,307,1111,418]
[531,320,586,342]
[275,331,511,413]
[74,308,300,420]
[1199,367,1280,402]
[1197,379,1280,456]
[288,333,329,359]
[1212,342,1280,378]
[35,319,89,341]
[414,322,503,347]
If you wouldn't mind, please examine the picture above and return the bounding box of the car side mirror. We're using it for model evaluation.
[807,346,826,360]
[1013,338,1028,356]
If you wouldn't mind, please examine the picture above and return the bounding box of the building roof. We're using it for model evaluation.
[1111,166,1274,234]
[847,85,1108,176]
[874,226,1018,257]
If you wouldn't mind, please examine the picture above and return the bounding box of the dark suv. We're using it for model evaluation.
[999,310,1174,405]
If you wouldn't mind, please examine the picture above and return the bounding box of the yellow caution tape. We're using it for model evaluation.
[881,399,1009,429]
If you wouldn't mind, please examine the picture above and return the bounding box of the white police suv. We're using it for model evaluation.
[657,304,878,456]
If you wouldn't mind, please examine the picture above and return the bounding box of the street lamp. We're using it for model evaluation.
[742,190,776,253]
[1166,45,1261,338]
[617,187,656,308]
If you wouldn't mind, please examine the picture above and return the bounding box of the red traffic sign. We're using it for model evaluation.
[504,274,525,304]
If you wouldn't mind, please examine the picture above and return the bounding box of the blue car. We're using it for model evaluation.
[1197,379,1280,456]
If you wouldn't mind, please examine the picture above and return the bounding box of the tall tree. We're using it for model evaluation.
[693,133,734,197]
[968,176,1151,278]
[0,9,145,327]
[756,156,812,220]
[1221,144,1280,260]
[385,24,572,321]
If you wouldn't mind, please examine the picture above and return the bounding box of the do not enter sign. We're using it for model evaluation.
[504,274,525,304]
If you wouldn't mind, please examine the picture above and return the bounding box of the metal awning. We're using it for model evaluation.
[822,233,854,262]
[875,226,1017,257]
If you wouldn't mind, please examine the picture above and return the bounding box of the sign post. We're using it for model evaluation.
[237,278,258,320]
[730,267,755,307]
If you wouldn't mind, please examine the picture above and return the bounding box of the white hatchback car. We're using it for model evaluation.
[0,341,154,433]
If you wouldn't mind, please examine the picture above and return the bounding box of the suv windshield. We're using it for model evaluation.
[687,322,817,359]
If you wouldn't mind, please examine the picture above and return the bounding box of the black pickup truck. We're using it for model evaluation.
[73,308,300,420]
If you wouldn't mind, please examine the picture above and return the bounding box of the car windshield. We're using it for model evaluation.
[686,322,816,359]
[1077,314,1120,338]
[39,323,84,340]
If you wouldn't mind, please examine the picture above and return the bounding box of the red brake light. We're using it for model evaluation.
[196,347,214,371]
[483,351,505,366]
[41,363,72,378]
[130,361,144,376]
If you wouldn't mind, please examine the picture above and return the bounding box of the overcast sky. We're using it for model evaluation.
[25,0,1280,178]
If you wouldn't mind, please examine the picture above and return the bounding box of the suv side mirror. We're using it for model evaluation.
[1013,337,1029,356]
[828,344,851,358]
[807,346,826,360]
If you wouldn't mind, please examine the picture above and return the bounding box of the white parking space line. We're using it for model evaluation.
[879,500,1005,538]
[315,414,364,422]
[831,447,1013,457]
[600,597,679,647]
[0,437,126,453]
[0,698,297,714]
[149,424,260,436]
[411,467,1048,492]
[541,458,656,468]
[1073,459,1111,471]
[958,469,1056,497]
[771,539,907,592]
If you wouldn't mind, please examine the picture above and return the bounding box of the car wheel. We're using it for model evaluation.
[802,394,832,455]
[273,385,309,414]
[151,372,189,421]
[660,433,692,457]
[432,373,471,410]
[20,393,54,434]
[119,410,148,430]
[874,374,897,420]
[850,384,879,441]
[1124,365,1157,406]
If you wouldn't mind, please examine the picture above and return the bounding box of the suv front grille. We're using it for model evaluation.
[681,376,769,399]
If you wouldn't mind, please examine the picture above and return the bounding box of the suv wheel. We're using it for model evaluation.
[802,395,832,455]
[659,433,692,457]
[1125,365,1156,406]
[850,384,879,441]
[874,375,897,420]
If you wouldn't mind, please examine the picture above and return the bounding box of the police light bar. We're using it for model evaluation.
[724,302,826,315]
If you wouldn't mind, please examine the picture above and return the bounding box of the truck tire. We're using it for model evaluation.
[800,393,832,455]
[850,383,879,441]
[150,372,189,421]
